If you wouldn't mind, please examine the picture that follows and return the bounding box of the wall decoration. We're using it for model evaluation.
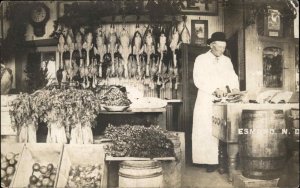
[263,47,283,88]
[191,20,208,46]
[29,2,50,37]
[181,0,218,15]
[266,8,282,37]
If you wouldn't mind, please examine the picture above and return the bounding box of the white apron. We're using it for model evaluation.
[192,51,239,164]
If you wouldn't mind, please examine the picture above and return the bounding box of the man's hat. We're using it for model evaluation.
[207,32,227,45]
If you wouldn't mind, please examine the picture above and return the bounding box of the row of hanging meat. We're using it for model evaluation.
[56,21,190,89]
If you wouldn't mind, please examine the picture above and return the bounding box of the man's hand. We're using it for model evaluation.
[213,88,226,98]
[231,88,240,94]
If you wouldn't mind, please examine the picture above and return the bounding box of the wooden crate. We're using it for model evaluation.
[233,172,279,188]
[56,144,107,188]
[1,143,25,188]
[12,143,63,188]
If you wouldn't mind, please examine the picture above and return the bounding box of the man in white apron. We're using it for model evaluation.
[192,32,239,172]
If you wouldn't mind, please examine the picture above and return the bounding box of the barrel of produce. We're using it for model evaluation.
[239,109,287,180]
[289,108,299,144]
[119,160,163,188]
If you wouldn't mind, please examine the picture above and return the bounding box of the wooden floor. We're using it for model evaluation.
[182,164,233,188]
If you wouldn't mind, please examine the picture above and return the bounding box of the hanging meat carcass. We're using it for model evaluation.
[107,26,118,77]
[74,32,84,86]
[117,55,124,78]
[57,34,67,86]
[129,54,137,79]
[65,31,75,82]
[82,32,94,88]
[157,29,168,88]
[179,15,190,44]
[169,23,182,90]
[132,27,144,80]
[1,64,13,94]
[93,27,107,78]
[149,55,159,90]
[143,26,156,78]
[118,26,131,79]
[91,58,98,88]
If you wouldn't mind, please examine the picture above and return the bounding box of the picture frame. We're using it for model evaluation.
[264,8,283,37]
[191,20,208,46]
[181,0,218,16]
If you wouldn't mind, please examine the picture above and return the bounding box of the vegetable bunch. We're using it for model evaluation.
[9,93,38,131]
[9,89,101,132]
[99,86,131,106]
[104,124,175,158]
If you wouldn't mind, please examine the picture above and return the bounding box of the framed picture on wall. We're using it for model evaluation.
[181,0,218,15]
[264,8,283,37]
[191,20,208,46]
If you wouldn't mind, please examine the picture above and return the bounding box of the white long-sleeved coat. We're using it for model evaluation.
[192,50,239,164]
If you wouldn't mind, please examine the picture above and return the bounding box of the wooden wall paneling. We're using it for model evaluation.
[238,29,246,90]
[245,24,261,93]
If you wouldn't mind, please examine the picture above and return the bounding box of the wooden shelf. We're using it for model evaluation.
[105,156,175,161]
[99,108,166,114]
[166,99,183,103]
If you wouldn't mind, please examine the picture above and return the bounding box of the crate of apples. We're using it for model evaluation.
[66,164,102,188]
[56,144,107,188]
[28,162,57,188]
[1,152,20,187]
[12,144,63,188]
[1,143,24,188]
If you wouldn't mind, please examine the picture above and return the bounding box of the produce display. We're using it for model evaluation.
[28,163,57,188]
[1,152,19,188]
[99,86,131,106]
[9,89,101,143]
[66,164,102,188]
[104,124,175,158]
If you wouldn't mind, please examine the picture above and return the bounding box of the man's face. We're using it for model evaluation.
[210,41,226,57]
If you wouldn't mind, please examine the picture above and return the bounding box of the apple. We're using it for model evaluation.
[1,169,6,178]
[1,161,9,170]
[29,175,38,184]
[6,166,15,175]
[5,152,15,161]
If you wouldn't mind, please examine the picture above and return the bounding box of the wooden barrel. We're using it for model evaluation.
[289,108,299,144]
[239,109,287,180]
[119,160,163,188]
